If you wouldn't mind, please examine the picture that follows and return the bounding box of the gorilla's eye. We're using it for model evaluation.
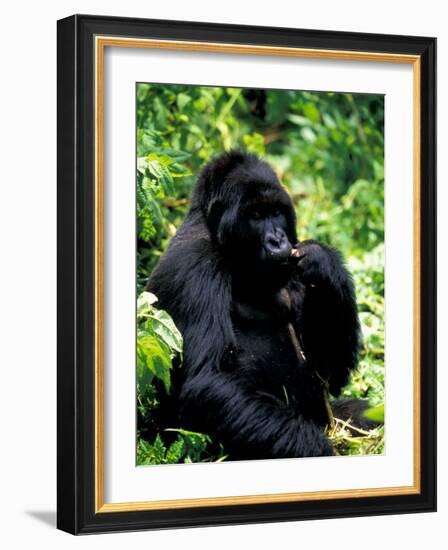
[272,207,281,217]
[250,209,262,220]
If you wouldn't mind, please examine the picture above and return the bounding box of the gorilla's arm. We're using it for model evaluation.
[179,367,333,459]
[290,240,360,396]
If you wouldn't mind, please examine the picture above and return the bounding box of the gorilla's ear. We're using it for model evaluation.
[206,198,225,236]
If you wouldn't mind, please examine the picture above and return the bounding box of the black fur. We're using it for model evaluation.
[147,151,361,459]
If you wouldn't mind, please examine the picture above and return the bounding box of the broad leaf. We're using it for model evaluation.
[137,335,172,393]
[148,309,183,354]
[363,404,384,423]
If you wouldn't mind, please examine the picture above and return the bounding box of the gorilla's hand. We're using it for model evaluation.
[290,239,359,396]
[291,240,335,287]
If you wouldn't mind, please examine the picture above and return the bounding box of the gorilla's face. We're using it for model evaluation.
[198,153,298,279]
[241,198,293,264]
[212,180,297,275]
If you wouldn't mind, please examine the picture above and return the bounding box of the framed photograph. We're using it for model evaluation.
[57,14,436,534]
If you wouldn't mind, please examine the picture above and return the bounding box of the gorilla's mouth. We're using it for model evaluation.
[263,244,292,264]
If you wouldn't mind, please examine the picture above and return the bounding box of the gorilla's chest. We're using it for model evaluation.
[230,289,307,393]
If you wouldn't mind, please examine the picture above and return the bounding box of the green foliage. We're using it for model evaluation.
[137,291,182,395]
[137,429,227,466]
[136,291,181,441]
[363,404,385,423]
[137,291,225,464]
[136,83,385,463]
[342,245,385,409]
[330,422,385,456]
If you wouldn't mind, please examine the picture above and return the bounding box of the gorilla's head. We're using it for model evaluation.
[192,151,297,276]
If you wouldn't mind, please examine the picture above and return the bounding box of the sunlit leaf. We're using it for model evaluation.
[137,335,172,393]
[363,404,385,423]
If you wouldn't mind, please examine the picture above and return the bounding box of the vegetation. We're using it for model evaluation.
[136,84,385,464]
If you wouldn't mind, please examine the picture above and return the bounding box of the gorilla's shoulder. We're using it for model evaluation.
[148,208,217,293]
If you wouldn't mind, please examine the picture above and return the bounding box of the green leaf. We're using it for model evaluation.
[137,292,183,355]
[177,93,192,111]
[137,291,158,314]
[137,435,167,465]
[148,309,183,354]
[363,404,384,423]
[145,158,164,179]
[165,435,186,463]
[160,148,191,162]
[151,434,167,460]
[137,335,172,393]
[165,428,211,462]
[303,102,320,123]
[301,127,317,143]
[243,132,266,155]
[287,114,310,126]
[159,169,175,196]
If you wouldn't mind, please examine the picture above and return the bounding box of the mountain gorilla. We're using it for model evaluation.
[147,150,361,459]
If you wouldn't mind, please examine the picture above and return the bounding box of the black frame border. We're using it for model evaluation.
[57,14,436,534]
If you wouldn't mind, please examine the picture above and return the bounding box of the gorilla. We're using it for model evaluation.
[147,150,361,459]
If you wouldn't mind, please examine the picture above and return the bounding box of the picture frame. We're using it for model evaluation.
[57,14,436,534]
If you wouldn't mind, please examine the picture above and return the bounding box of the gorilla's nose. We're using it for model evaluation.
[265,230,291,259]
